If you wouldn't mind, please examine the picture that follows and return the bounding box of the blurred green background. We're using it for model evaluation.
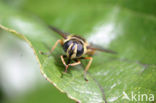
[0,0,156,103]
[0,33,74,103]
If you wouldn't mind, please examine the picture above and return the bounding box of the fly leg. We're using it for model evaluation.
[40,39,63,55]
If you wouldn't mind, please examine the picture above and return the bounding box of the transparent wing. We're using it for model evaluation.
[49,25,70,39]
[87,44,117,54]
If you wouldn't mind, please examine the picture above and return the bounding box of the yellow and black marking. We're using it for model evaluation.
[40,26,117,81]
[63,35,88,59]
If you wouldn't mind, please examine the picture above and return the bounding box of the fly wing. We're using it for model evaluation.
[49,25,69,39]
[87,44,117,54]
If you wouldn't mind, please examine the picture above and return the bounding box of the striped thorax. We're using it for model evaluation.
[63,35,88,59]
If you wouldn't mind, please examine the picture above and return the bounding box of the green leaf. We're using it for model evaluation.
[0,0,156,103]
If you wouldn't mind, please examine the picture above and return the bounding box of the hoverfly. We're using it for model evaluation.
[40,26,116,81]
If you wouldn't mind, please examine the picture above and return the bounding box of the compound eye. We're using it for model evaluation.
[63,40,73,52]
[76,43,84,57]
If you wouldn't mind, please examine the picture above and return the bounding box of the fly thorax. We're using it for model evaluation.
[63,40,84,58]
